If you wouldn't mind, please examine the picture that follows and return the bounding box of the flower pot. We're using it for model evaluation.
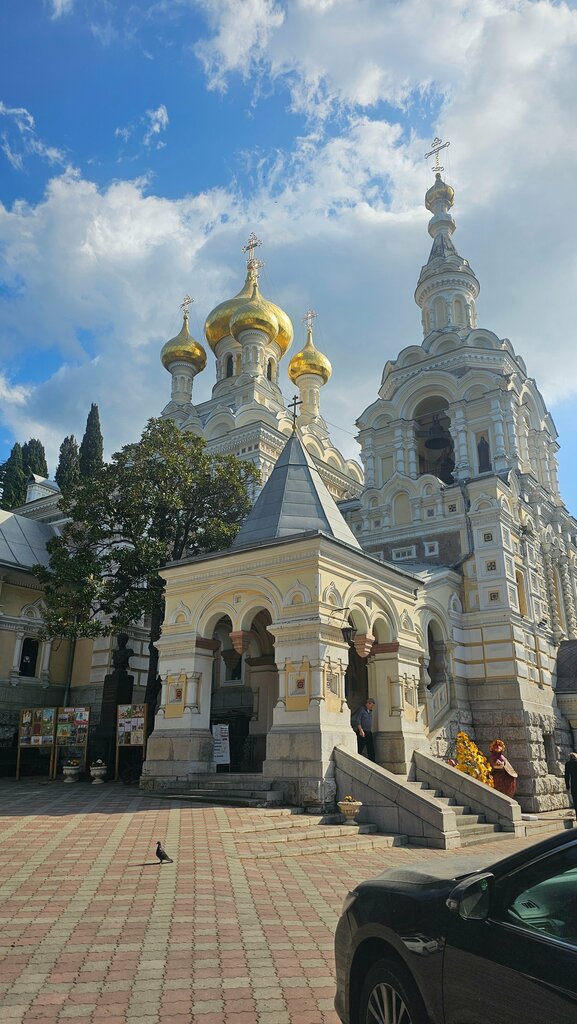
[90,766,107,784]
[62,766,80,783]
[337,800,362,825]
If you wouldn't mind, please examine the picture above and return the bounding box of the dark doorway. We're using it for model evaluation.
[20,638,39,677]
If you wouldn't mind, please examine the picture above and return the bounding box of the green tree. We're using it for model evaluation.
[22,438,48,479]
[55,435,80,494]
[34,418,259,724]
[79,403,104,478]
[0,442,27,510]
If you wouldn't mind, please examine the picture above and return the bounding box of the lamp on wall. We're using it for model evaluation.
[341,624,358,645]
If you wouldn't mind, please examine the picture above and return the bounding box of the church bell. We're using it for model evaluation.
[425,414,449,450]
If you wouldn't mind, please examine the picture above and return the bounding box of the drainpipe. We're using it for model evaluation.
[62,635,76,707]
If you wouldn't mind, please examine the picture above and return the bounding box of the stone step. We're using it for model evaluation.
[522,815,575,838]
[184,775,277,791]
[239,833,408,859]
[457,822,501,839]
[459,829,512,847]
[156,791,283,808]
[239,824,379,845]
[455,813,485,827]
[222,815,350,834]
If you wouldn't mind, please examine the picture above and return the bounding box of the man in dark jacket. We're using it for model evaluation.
[565,752,577,810]
[351,698,376,761]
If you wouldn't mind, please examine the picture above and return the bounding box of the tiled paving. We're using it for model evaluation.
[0,780,557,1024]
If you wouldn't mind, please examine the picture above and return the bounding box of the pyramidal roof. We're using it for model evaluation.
[232,430,361,551]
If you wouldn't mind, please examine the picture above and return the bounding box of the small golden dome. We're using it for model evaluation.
[288,326,332,385]
[425,172,455,213]
[161,313,207,373]
[230,283,279,342]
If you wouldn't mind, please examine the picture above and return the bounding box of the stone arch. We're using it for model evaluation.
[168,601,192,626]
[20,598,45,620]
[283,580,312,608]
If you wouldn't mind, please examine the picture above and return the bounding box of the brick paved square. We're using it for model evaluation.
[0,780,546,1024]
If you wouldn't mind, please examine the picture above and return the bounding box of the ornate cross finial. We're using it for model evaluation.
[302,309,317,333]
[424,137,450,175]
[241,232,262,262]
[288,394,302,432]
[181,294,193,318]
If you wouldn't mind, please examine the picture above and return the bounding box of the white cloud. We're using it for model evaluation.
[193,0,285,91]
[0,100,68,172]
[0,373,30,406]
[49,0,75,19]
[143,104,169,147]
[115,104,169,154]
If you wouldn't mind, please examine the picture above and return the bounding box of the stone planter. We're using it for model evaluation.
[90,766,107,784]
[337,800,362,825]
[62,766,80,783]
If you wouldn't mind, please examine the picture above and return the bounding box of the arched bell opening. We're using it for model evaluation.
[414,397,455,485]
[344,613,369,714]
[425,621,449,690]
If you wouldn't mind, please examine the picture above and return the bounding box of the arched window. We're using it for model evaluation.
[434,297,446,329]
[453,297,465,325]
[477,435,492,473]
[393,492,411,525]
[226,354,234,378]
[267,359,273,382]
[20,638,39,677]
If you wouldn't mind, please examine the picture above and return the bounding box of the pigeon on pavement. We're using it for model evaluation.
[156,840,173,864]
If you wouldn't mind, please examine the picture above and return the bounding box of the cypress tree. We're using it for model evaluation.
[79,404,104,479]
[55,436,80,494]
[0,443,27,510]
[22,438,49,479]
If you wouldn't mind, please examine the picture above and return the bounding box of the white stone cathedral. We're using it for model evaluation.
[141,164,577,826]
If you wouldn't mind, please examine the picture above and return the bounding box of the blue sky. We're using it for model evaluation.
[1,0,577,511]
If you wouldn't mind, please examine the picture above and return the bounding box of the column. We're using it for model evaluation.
[10,631,24,685]
[450,404,471,479]
[491,396,508,473]
[560,560,577,638]
[543,549,562,641]
[394,425,405,474]
[504,404,520,471]
[39,639,52,686]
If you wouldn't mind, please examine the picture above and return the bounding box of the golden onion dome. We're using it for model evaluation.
[204,271,254,352]
[288,325,332,385]
[230,283,279,342]
[161,313,207,374]
[425,172,455,214]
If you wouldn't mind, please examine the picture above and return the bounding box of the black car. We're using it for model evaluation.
[334,828,577,1024]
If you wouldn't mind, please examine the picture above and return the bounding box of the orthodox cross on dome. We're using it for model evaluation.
[287,393,302,432]
[425,137,450,176]
[242,232,264,281]
[180,294,193,319]
[302,308,317,334]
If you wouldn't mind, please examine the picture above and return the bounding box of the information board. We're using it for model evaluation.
[53,707,91,777]
[211,723,231,766]
[16,708,56,779]
[115,704,147,781]
[116,704,146,746]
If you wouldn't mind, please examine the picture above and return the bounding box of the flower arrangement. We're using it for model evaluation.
[341,795,358,803]
[65,759,80,767]
[90,759,106,768]
[454,731,494,787]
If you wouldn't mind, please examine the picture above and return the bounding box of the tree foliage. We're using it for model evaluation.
[34,419,259,686]
[0,442,27,510]
[79,403,104,478]
[22,438,48,479]
[55,435,80,494]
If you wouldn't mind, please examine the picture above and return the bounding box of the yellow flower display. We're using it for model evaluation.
[453,731,494,787]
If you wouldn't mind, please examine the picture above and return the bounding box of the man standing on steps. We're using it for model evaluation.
[351,698,376,762]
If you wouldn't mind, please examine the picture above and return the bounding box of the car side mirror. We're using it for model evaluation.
[446,872,494,921]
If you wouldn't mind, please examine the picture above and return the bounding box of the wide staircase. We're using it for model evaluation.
[155,772,285,807]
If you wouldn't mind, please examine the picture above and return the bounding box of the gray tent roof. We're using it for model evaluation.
[232,430,361,551]
[0,510,58,570]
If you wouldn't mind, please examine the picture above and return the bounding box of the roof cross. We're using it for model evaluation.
[241,232,262,262]
[302,309,317,333]
[288,394,302,432]
[180,294,193,318]
[424,137,450,176]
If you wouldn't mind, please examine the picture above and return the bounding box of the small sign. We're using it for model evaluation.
[211,724,230,766]
[116,704,146,747]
